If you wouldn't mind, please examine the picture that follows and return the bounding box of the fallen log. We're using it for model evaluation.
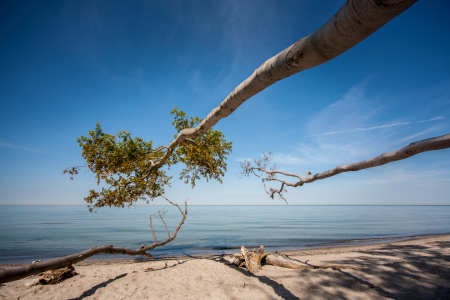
[221,246,360,274]
[265,253,360,270]
[0,200,187,284]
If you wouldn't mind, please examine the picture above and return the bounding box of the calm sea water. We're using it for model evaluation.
[0,205,449,264]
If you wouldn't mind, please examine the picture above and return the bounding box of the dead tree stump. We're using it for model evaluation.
[240,246,267,274]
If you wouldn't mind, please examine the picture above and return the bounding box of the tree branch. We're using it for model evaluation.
[153,0,417,165]
[0,198,188,284]
[243,134,450,201]
[158,210,171,239]
[184,138,199,147]
[149,216,157,244]
[250,168,306,182]
[308,133,450,182]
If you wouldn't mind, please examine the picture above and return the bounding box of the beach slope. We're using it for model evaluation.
[1,234,449,299]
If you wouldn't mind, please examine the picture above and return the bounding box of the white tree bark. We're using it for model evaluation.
[301,134,450,184]
[156,0,418,166]
[243,134,450,199]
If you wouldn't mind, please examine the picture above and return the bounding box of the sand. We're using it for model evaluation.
[1,234,449,299]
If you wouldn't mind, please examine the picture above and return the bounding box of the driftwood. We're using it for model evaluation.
[222,246,359,274]
[38,265,78,285]
[241,246,267,274]
[0,199,187,284]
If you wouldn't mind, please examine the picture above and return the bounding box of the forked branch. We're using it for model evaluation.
[241,134,450,201]
[0,198,188,284]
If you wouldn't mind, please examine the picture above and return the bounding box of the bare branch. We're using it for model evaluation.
[304,134,450,184]
[243,134,450,201]
[158,210,171,239]
[160,195,184,215]
[149,216,157,244]
[0,196,188,284]
[251,168,305,182]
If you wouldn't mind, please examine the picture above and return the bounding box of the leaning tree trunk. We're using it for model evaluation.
[154,0,418,167]
[0,200,187,284]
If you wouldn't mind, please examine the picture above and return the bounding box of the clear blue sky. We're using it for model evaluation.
[1,0,449,205]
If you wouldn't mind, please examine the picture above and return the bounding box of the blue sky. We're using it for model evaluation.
[1,0,449,205]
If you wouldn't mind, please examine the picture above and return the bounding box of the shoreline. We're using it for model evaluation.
[2,233,448,269]
[2,233,449,299]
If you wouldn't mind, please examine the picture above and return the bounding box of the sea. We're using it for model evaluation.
[0,205,449,264]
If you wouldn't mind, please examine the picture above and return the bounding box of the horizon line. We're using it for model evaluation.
[1,204,449,206]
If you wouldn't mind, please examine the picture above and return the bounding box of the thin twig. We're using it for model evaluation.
[159,211,171,239]
[149,216,157,243]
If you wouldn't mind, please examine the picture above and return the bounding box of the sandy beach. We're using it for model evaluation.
[1,234,449,299]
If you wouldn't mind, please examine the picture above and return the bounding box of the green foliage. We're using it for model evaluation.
[170,107,232,187]
[73,108,232,211]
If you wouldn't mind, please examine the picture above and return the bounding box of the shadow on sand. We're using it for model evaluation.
[271,241,450,299]
[68,273,127,300]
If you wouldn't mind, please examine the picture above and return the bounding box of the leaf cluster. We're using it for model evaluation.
[72,108,232,211]
[170,107,232,187]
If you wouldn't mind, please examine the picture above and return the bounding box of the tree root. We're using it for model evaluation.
[38,265,78,285]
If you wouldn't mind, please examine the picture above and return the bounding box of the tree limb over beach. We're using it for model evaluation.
[0,199,187,284]
[241,134,450,201]
[164,0,418,146]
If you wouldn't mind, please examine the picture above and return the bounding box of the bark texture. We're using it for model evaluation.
[241,246,267,274]
[0,200,187,284]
